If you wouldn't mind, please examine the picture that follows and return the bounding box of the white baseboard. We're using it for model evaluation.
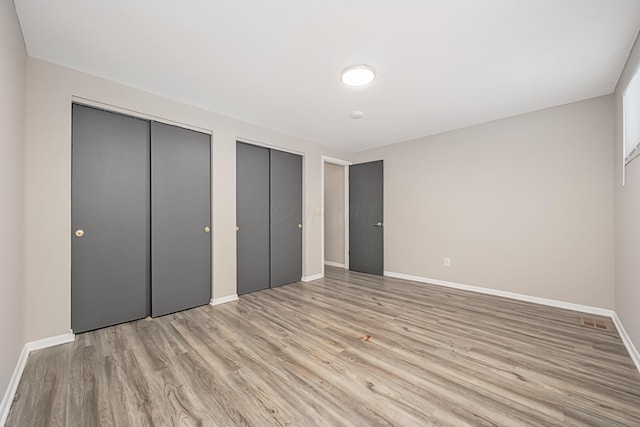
[0,346,28,426]
[302,273,324,282]
[611,312,640,373]
[25,332,75,353]
[384,271,640,373]
[210,294,239,307]
[0,332,75,426]
[324,261,345,268]
[384,271,614,317]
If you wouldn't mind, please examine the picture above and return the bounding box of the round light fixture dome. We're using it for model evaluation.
[341,64,376,87]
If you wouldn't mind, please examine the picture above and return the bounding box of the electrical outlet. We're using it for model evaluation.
[444,257,451,267]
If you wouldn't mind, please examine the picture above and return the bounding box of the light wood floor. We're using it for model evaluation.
[7,267,640,426]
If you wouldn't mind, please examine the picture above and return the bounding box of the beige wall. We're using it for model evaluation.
[16,19,633,358]
[615,34,640,352]
[24,58,352,342]
[354,96,615,308]
[324,163,345,265]
[0,0,26,406]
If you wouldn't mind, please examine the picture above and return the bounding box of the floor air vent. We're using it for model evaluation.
[580,316,610,331]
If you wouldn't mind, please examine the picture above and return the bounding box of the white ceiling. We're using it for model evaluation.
[14,0,640,152]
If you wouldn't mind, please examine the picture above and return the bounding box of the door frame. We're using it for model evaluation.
[320,155,351,276]
[72,96,213,135]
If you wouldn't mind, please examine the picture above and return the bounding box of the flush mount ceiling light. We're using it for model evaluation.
[341,64,376,87]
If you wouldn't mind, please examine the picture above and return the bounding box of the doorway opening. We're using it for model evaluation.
[321,156,351,277]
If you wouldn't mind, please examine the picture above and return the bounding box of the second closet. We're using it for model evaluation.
[236,141,303,295]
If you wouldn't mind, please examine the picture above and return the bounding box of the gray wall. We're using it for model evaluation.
[24,58,353,342]
[324,163,345,265]
[615,33,640,353]
[354,96,615,308]
[0,0,26,407]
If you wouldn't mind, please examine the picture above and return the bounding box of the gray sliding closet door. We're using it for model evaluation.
[151,122,211,316]
[236,142,271,295]
[270,149,303,287]
[349,160,384,276]
[72,104,150,333]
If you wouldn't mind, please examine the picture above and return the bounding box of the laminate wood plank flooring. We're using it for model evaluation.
[6,266,640,426]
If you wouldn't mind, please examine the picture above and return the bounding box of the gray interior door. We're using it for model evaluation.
[349,160,384,275]
[270,149,303,287]
[151,122,211,316]
[236,142,271,295]
[72,104,150,333]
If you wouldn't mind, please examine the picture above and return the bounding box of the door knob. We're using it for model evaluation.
[236,226,239,231]
[373,222,383,227]
[75,229,85,237]
[204,226,210,233]
[298,223,302,229]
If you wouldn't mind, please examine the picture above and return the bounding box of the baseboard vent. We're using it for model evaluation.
[580,316,610,331]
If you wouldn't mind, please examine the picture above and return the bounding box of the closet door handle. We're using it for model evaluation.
[75,229,85,237]
[373,222,383,227]
[204,226,211,233]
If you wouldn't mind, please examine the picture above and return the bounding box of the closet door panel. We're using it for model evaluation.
[236,142,271,295]
[71,104,150,333]
[151,122,211,316]
[270,149,303,287]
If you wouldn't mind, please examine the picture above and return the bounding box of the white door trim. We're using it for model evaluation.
[321,156,351,277]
